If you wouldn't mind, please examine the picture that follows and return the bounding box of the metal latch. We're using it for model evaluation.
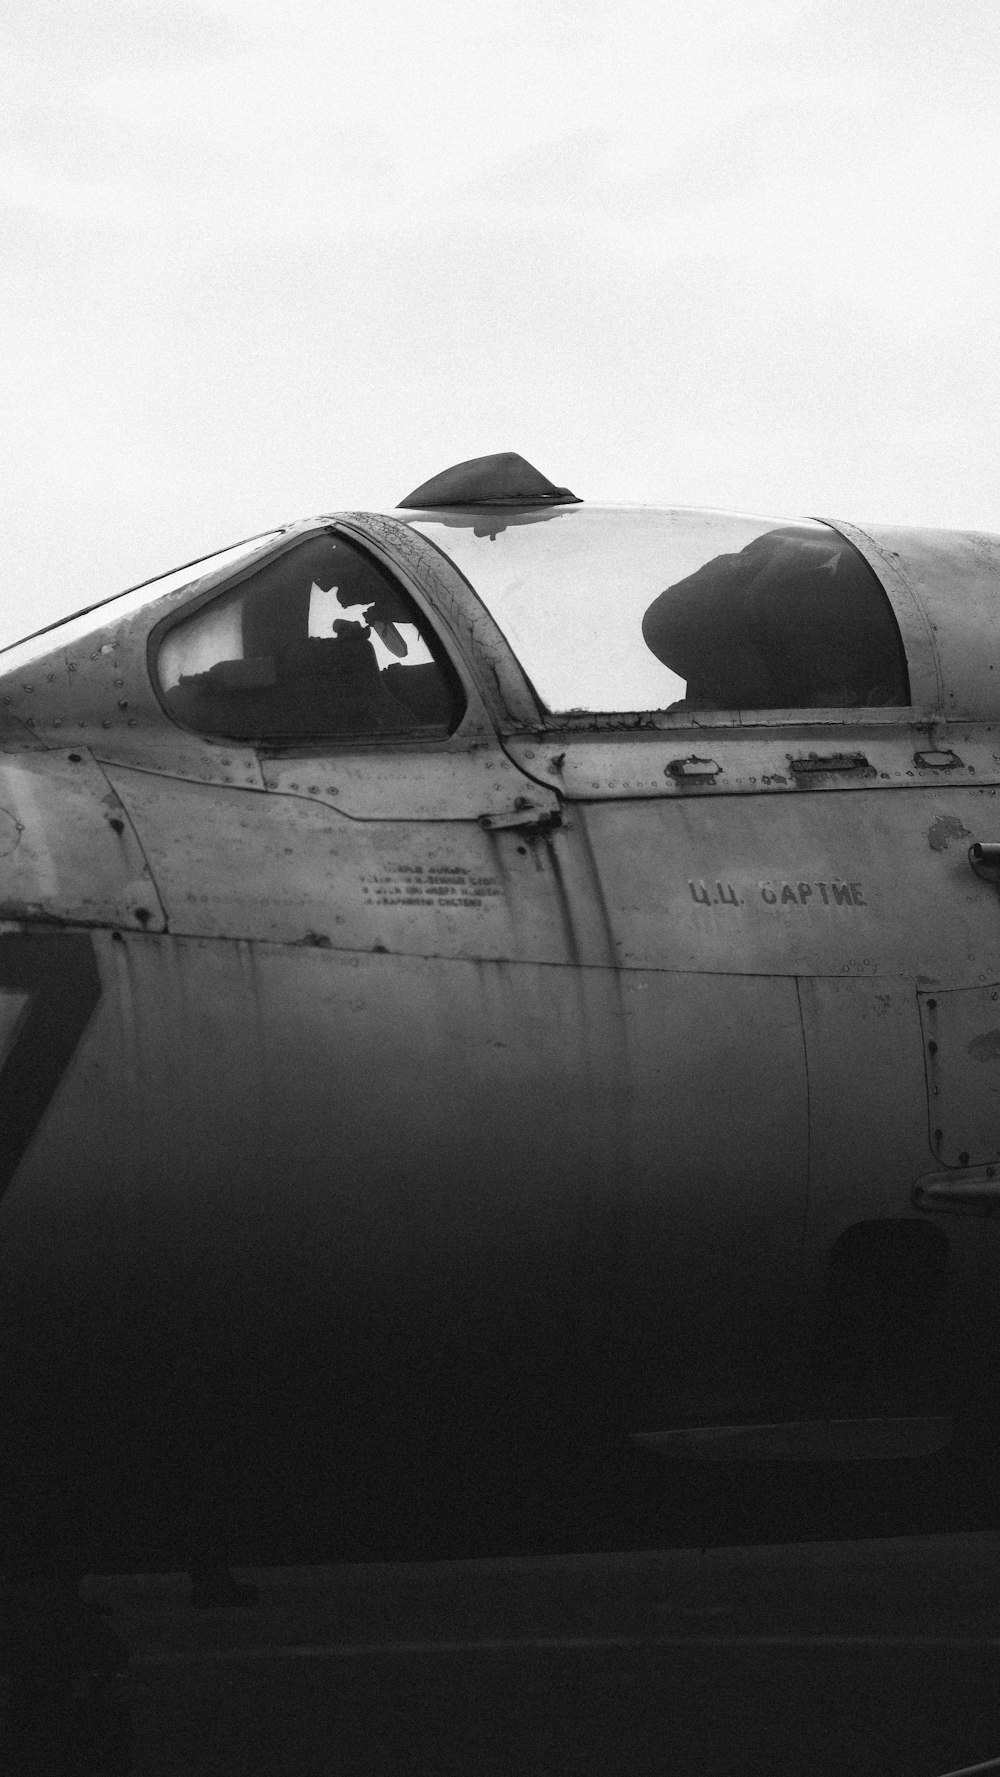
[914,748,963,769]
[479,804,562,833]
[666,756,721,782]
[789,752,872,776]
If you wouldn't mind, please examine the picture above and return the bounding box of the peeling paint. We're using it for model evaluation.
[0,809,23,858]
[927,814,971,852]
[968,1029,1000,1062]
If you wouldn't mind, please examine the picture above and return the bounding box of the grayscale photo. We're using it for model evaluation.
[2,3,1000,1773]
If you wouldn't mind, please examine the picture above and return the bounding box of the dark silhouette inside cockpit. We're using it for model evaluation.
[162,535,464,741]
[641,526,910,710]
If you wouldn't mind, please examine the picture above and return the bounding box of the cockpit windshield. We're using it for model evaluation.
[155,531,465,742]
[408,506,909,717]
[0,532,284,672]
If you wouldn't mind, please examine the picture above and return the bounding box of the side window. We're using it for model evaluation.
[641,525,909,712]
[155,533,466,742]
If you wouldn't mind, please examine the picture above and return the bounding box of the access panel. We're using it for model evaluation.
[920,984,1000,1167]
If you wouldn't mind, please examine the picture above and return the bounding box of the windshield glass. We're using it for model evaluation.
[409,506,908,715]
[155,531,465,742]
[0,531,284,673]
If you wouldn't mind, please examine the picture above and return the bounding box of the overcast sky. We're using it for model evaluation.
[3,0,1000,639]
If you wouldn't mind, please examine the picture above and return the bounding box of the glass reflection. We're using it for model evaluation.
[411,508,908,717]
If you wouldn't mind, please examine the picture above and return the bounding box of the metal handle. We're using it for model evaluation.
[969,842,1000,882]
[913,1178,1000,1214]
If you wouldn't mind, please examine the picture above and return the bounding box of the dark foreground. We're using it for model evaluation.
[2,1534,998,1776]
[6,1450,1000,1776]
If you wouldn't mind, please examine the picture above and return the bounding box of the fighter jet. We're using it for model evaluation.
[0,450,997,1576]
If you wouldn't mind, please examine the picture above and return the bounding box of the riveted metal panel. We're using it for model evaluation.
[837,522,1000,721]
[258,740,558,824]
[102,765,574,962]
[919,984,1000,1167]
[0,533,281,782]
[576,785,1000,983]
[0,751,164,931]
[505,724,1000,802]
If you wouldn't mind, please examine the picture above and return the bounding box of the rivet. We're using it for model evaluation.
[927,1039,938,1054]
[68,753,82,763]
[117,699,128,710]
[100,643,113,656]
[308,785,319,794]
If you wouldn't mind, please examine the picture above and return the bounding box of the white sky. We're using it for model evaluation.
[3,0,1000,641]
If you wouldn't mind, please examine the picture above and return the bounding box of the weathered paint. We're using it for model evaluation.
[919,985,1000,1166]
[928,813,973,853]
[572,787,1000,982]
[503,727,1000,799]
[0,752,164,931]
[100,766,573,959]
[837,521,1000,720]
[0,497,999,1568]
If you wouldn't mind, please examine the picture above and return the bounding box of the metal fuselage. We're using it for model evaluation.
[0,504,998,1569]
